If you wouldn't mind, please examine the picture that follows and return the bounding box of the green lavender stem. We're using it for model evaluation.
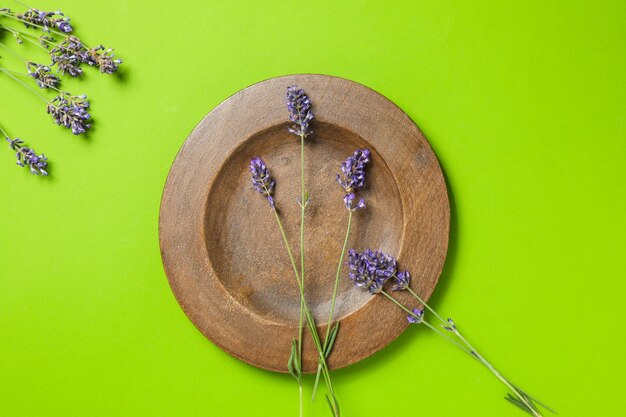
[269,206,339,417]
[379,290,472,354]
[400,284,547,417]
[0,63,47,102]
[312,210,353,399]
[298,132,306,411]
[0,24,50,51]
[0,10,67,38]
[0,65,63,94]
[261,185,303,417]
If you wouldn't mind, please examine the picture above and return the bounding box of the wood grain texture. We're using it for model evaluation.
[159,74,450,373]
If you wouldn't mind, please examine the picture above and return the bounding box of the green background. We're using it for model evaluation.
[1,1,624,416]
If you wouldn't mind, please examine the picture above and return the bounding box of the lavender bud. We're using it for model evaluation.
[444,318,457,332]
[250,157,276,209]
[286,86,314,137]
[56,19,72,33]
[407,308,424,324]
[392,270,411,291]
[343,193,365,212]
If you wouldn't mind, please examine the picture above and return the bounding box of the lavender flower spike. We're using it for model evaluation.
[83,45,123,74]
[27,62,60,89]
[6,137,48,175]
[286,86,314,137]
[337,149,370,193]
[347,249,397,293]
[17,8,73,33]
[407,308,424,324]
[50,36,86,77]
[250,157,276,209]
[46,93,91,135]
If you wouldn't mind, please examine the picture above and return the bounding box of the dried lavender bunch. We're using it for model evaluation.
[16,8,72,33]
[348,248,554,417]
[250,157,275,209]
[46,93,91,135]
[4,134,48,175]
[27,61,59,89]
[0,5,122,173]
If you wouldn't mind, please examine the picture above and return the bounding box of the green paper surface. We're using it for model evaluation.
[0,1,624,416]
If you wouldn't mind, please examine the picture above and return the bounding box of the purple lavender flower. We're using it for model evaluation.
[46,93,91,135]
[392,270,411,291]
[50,35,86,77]
[337,149,370,193]
[343,193,365,211]
[406,308,424,324]
[82,45,123,74]
[286,86,314,137]
[250,157,276,209]
[347,249,397,293]
[56,19,72,33]
[27,61,60,89]
[6,137,48,175]
[17,8,73,33]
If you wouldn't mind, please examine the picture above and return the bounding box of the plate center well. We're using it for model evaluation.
[205,121,404,325]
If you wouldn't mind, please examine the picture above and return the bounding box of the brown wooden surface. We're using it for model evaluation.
[159,74,450,373]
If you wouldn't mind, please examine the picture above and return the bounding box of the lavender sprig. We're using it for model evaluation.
[82,45,122,74]
[348,248,553,417]
[0,14,123,76]
[4,134,48,175]
[285,86,339,416]
[50,35,85,77]
[48,35,123,76]
[27,61,59,89]
[338,149,369,211]
[17,8,72,33]
[250,157,275,209]
[312,149,371,398]
[46,93,91,135]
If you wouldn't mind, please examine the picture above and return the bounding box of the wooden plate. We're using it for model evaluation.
[159,74,449,373]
